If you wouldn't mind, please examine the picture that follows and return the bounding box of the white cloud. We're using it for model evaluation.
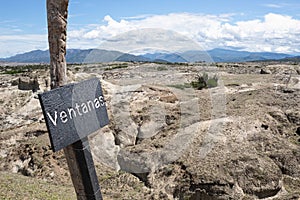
[95,28,203,54]
[0,34,48,58]
[67,12,300,54]
[263,3,283,8]
[1,12,300,57]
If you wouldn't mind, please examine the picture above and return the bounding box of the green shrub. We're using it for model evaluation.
[190,72,218,90]
[157,66,168,71]
[207,75,218,88]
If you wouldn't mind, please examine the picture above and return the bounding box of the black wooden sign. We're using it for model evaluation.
[38,78,109,152]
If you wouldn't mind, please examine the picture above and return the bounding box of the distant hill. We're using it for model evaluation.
[1,50,50,63]
[207,48,250,62]
[115,53,150,62]
[83,49,124,63]
[0,48,296,63]
[206,48,293,62]
[180,50,213,63]
[0,49,92,63]
[142,53,188,63]
[0,49,149,63]
[66,49,92,63]
[277,56,300,62]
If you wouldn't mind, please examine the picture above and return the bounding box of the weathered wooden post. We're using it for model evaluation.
[47,0,68,89]
[42,1,107,199]
[39,78,109,199]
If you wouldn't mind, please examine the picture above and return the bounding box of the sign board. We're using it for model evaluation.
[38,78,109,152]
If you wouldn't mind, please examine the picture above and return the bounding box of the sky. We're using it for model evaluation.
[0,0,300,57]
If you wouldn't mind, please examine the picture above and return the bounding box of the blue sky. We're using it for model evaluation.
[1,0,300,57]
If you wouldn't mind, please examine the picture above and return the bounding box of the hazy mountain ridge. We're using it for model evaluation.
[142,52,188,63]
[207,48,293,62]
[0,48,297,63]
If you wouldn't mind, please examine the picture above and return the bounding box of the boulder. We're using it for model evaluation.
[11,78,19,86]
[18,77,40,92]
[260,68,272,74]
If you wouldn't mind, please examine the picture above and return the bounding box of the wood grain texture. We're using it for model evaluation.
[47,0,69,88]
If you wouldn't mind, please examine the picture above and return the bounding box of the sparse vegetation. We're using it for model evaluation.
[157,66,168,71]
[168,83,192,90]
[0,172,75,199]
[1,64,48,74]
[168,73,219,90]
[190,72,218,90]
[104,63,128,71]
[2,69,25,74]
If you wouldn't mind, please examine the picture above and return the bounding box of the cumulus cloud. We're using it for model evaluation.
[96,28,203,54]
[67,12,300,54]
[1,12,300,57]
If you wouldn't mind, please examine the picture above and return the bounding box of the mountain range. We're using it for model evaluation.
[0,48,297,63]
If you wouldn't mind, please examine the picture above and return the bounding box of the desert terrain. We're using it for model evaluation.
[0,61,299,199]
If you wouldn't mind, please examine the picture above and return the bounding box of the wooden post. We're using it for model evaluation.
[47,0,68,89]
[46,1,103,199]
[64,139,103,200]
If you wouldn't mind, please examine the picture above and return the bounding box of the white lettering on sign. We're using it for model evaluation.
[47,111,58,126]
[46,95,106,126]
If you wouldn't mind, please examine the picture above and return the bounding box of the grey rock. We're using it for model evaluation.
[18,77,40,92]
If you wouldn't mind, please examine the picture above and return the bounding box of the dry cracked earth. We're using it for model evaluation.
[0,61,299,199]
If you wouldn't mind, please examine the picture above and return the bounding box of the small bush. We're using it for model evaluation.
[207,75,218,88]
[157,66,168,71]
[190,72,218,90]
